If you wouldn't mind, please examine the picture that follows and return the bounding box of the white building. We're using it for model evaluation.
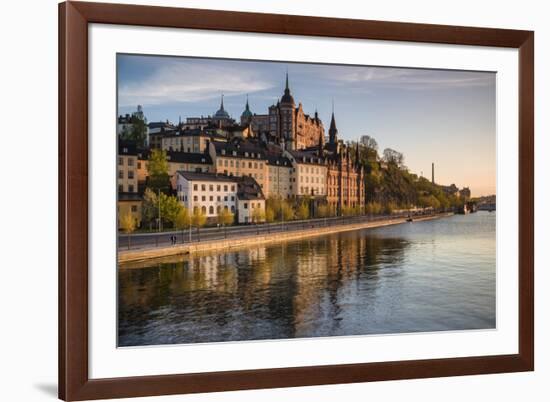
[176,172,238,217]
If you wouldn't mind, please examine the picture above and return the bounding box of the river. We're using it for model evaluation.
[118,212,496,347]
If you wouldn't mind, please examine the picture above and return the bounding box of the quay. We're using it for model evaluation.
[119,212,453,265]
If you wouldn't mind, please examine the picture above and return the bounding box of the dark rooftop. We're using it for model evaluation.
[176,171,238,182]
[213,139,267,159]
[166,151,212,165]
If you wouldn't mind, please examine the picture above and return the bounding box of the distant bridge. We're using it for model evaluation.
[477,203,496,212]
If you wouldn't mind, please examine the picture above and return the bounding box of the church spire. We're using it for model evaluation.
[220,93,225,111]
[281,70,295,105]
[329,105,338,144]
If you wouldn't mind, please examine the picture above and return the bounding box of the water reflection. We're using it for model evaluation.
[118,213,495,346]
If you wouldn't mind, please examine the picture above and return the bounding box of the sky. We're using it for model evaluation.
[118,54,496,197]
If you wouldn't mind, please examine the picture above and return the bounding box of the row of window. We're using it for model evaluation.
[218,159,264,169]
[118,184,135,193]
[189,183,236,192]
[118,157,137,167]
[118,170,135,179]
[194,205,235,215]
[190,195,235,202]
[220,150,262,159]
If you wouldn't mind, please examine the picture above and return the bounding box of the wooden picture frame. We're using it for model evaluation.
[59,1,534,400]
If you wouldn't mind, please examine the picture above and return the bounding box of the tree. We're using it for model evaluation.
[191,208,207,241]
[281,201,294,221]
[217,208,234,238]
[141,188,182,230]
[120,211,136,250]
[317,204,330,226]
[297,202,309,227]
[265,206,275,233]
[251,207,265,234]
[174,206,190,243]
[147,149,171,194]
[120,107,148,147]
[361,135,378,152]
[383,148,404,166]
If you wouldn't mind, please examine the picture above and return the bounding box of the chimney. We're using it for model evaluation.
[431,162,435,184]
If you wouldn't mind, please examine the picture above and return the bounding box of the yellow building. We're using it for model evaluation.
[161,129,226,153]
[208,139,270,195]
[118,141,138,193]
[267,154,294,199]
[117,193,142,229]
[284,149,327,197]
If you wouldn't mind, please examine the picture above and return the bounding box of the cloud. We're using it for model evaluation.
[118,60,275,107]
[330,66,494,90]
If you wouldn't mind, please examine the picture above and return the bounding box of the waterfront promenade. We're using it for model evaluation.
[119,212,453,264]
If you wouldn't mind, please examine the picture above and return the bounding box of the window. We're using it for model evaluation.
[202,196,206,201]
[128,184,134,193]
[131,205,137,212]
[231,206,235,213]
[218,160,222,166]
[118,184,123,192]
[248,162,252,168]
[231,185,235,191]
[209,196,213,201]
[236,161,239,168]
[209,185,214,192]
[231,196,235,201]
[254,162,258,169]
[223,185,228,192]
[118,157,123,166]
[128,158,134,166]
[224,160,228,167]
[224,196,228,201]
[118,170,123,179]
[230,160,234,167]
[193,195,198,201]
[137,162,141,169]
[244,203,248,209]
[201,184,206,191]
[217,206,221,213]
[217,196,221,201]
[193,184,198,191]
[209,206,214,215]
[201,206,207,214]
[217,185,221,191]
[128,171,134,179]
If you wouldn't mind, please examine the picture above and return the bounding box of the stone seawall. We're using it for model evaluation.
[118,213,453,265]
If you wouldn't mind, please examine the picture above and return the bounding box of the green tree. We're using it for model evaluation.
[264,206,275,233]
[217,208,234,238]
[192,208,207,241]
[297,202,309,228]
[119,211,136,250]
[147,149,171,194]
[141,188,181,230]
[174,206,190,243]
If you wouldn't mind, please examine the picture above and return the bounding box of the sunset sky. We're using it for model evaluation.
[118,54,496,197]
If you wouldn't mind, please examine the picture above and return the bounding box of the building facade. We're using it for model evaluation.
[208,139,270,195]
[324,113,365,214]
[176,172,239,217]
[118,140,138,193]
[246,74,325,151]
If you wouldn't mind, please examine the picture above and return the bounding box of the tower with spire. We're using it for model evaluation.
[240,94,253,125]
[279,71,296,149]
[212,93,233,128]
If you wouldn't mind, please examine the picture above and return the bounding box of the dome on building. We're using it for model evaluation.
[214,94,230,119]
[241,95,252,119]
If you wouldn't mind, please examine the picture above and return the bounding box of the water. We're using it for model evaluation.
[118,212,496,347]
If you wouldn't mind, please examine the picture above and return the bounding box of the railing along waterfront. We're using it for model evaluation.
[118,210,447,251]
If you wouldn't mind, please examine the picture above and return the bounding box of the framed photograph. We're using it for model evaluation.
[59,1,534,400]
